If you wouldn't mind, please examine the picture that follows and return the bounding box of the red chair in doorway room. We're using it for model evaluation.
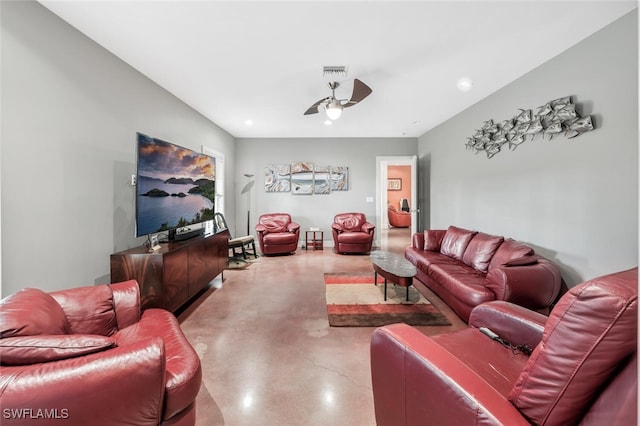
[388,205,411,228]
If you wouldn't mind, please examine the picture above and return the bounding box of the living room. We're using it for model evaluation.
[2,1,638,425]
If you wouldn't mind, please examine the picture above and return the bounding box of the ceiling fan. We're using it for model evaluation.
[304,79,373,120]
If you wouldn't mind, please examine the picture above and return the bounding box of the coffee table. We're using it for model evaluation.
[370,251,417,301]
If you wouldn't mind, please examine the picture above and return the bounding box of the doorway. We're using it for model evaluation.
[375,155,418,249]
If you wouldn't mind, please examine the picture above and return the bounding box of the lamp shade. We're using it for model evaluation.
[325,99,343,120]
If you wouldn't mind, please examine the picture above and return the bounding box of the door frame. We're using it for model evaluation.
[375,155,418,246]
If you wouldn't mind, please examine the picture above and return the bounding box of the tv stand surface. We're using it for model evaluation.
[111,230,229,312]
[168,227,205,242]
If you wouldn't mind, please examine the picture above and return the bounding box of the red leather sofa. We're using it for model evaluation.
[371,267,638,426]
[388,205,411,228]
[0,280,202,426]
[404,225,563,321]
[331,212,375,254]
[255,213,300,255]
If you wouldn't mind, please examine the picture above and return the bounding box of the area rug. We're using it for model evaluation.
[324,273,451,327]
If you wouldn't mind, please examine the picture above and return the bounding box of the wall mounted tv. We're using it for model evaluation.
[136,133,215,241]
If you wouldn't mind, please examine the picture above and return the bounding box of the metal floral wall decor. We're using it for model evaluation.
[465,96,594,159]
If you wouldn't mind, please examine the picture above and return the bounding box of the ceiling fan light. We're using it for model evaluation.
[325,100,343,120]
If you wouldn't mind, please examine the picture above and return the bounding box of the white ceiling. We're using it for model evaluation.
[39,1,636,139]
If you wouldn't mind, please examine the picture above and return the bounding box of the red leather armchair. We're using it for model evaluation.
[388,205,411,228]
[255,213,300,255]
[0,280,202,426]
[331,212,375,254]
[371,267,637,426]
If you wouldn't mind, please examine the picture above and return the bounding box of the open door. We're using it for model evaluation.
[376,155,418,247]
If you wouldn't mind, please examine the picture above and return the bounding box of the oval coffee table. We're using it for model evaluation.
[370,250,418,301]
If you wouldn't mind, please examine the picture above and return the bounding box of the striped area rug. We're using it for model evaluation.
[324,273,451,327]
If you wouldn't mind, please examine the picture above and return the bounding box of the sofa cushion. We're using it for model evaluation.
[0,334,116,365]
[462,232,504,272]
[0,288,70,338]
[51,285,118,337]
[428,263,494,308]
[259,214,291,233]
[334,213,365,232]
[423,230,446,251]
[440,226,477,261]
[487,238,534,271]
[508,268,638,426]
[406,248,458,276]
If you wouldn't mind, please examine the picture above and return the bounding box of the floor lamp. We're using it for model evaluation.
[241,174,255,235]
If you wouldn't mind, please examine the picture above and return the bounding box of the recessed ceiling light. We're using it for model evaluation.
[456,77,473,92]
[412,121,421,125]
[244,119,253,126]
[324,120,332,126]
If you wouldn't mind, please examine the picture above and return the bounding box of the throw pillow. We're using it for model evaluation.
[488,238,535,271]
[462,233,504,272]
[504,256,539,267]
[0,334,116,365]
[0,288,70,338]
[440,226,477,261]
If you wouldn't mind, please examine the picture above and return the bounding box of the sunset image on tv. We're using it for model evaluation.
[136,133,215,237]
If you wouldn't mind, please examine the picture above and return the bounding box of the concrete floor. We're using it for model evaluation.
[177,227,466,426]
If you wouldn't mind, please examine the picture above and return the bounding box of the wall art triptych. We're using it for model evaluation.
[264,163,349,194]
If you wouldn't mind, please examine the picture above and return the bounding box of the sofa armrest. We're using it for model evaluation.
[0,338,166,426]
[411,232,425,249]
[371,324,529,426]
[331,223,344,233]
[110,280,141,329]
[255,224,266,235]
[361,222,375,234]
[469,301,547,350]
[288,222,300,233]
[486,257,562,312]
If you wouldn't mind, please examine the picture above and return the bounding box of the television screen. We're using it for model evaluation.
[135,133,215,238]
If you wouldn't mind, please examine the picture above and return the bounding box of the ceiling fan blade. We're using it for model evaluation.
[304,97,330,115]
[343,79,372,109]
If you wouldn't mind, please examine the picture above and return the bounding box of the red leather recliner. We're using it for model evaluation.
[371,267,638,426]
[0,280,202,426]
[255,213,300,255]
[388,205,411,228]
[332,212,375,254]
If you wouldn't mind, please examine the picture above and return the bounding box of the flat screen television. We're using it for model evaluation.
[135,133,215,241]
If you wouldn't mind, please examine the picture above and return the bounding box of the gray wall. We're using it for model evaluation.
[418,11,638,286]
[1,1,236,295]
[235,138,417,243]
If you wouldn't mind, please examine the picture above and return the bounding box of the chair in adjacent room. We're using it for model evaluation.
[388,205,411,228]
[255,213,300,255]
[214,212,257,260]
[331,212,375,254]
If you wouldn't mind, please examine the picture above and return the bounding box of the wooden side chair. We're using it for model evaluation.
[214,213,257,260]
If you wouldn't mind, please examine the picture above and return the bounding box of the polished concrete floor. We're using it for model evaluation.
[178,227,466,426]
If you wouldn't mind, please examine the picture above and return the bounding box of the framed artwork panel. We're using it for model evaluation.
[388,178,402,191]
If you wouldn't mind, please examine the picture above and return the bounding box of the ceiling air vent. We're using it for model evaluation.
[322,66,348,79]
